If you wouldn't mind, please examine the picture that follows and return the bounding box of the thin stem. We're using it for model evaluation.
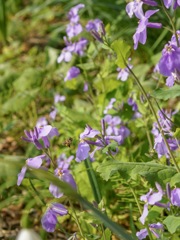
[130,186,142,215]
[127,66,180,173]
[160,0,179,47]
[69,201,86,240]
[130,186,154,240]
[29,179,46,205]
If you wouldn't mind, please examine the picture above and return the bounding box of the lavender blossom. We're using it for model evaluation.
[54,94,66,103]
[76,118,130,162]
[133,5,162,49]
[17,155,46,186]
[49,108,57,121]
[36,117,48,128]
[66,22,83,39]
[163,0,173,8]
[136,223,163,239]
[86,19,102,32]
[158,43,180,77]
[64,67,80,81]
[171,188,180,206]
[41,203,68,232]
[49,155,76,198]
[104,98,116,114]
[140,183,164,224]
[22,125,59,149]
[67,4,85,23]
[126,0,157,18]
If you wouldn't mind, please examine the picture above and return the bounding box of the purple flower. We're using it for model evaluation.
[80,125,100,139]
[126,0,158,18]
[86,19,106,43]
[67,4,85,23]
[73,38,88,56]
[163,0,173,8]
[54,94,66,103]
[22,125,59,149]
[49,108,57,120]
[17,155,46,186]
[126,0,143,18]
[36,117,48,128]
[136,223,163,239]
[173,0,180,9]
[158,43,180,77]
[83,82,88,92]
[140,183,164,224]
[170,30,180,46]
[38,125,59,148]
[104,115,121,136]
[86,19,102,32]
[64,67,80,81]
[41,203,68,232]
[66,22,83,39]
[104,98,116,114]
[49,155,76,198]
[76,142,90,162]
[133,6,162,49]
[57,38,74,63]
[171,188,180,206]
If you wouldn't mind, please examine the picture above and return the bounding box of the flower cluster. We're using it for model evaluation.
[50,93,66,120]
[17,124,77,232]
[152,109,179,159]
[137,182,180,239]
[57,4,88,81]
[157,31,180,87]
[76,118,130,162]
[126,0,162,49]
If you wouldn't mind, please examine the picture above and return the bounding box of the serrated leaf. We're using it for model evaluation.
[151,85,180,100]
[111,39,131,68]
[97,161,177,186]
[163,216,180,234]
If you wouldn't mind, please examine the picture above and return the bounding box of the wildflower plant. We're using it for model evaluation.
[1,1,180,240]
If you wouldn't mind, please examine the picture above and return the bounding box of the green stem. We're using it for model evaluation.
[130,186,142,215]
[69,200,86,240]
[84,158,102,203]
[29,179,46,205]
[130,186,154,240]
[160,0,179,47]
[127,66,180,173]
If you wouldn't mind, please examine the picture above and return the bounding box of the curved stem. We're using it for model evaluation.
[69,201,86,240]
[160,0,179,47]
[127,66,180,173]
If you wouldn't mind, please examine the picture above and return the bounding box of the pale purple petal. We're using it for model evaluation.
[136,228,148,240]
[76,142,90,162]
[140,203,149,224]
[41,209,57,232]
[17,166,27,186]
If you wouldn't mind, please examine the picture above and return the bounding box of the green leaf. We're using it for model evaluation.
[2,89,39,113]
[174,128,180,139]
[13,68,43,91]
[163,216,180,234]
[151,85,180,100]
[111,39,131,68]
[97,161,177,186]
[100,229,111,240]
[170,173,180,186]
